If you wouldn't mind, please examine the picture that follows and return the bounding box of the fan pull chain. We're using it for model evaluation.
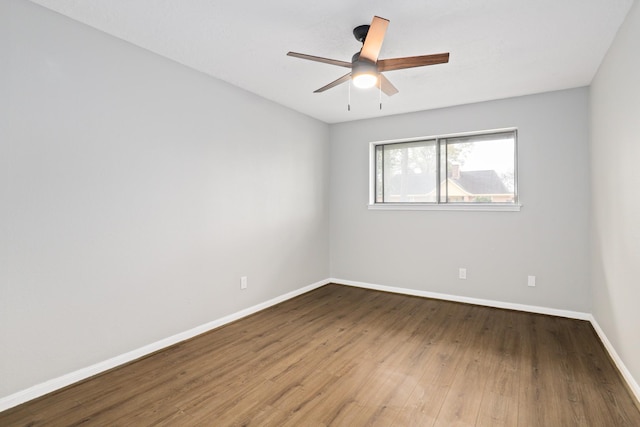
[348,80,351,111]
[379,82,382,110]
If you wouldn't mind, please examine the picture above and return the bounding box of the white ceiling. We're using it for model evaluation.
[29,0,633,124]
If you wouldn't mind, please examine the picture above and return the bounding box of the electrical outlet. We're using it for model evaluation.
[459,268,467,280]
[240,276,248,290]
[528,275,536,287]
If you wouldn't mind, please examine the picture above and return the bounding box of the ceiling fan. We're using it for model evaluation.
[287,16,449,96]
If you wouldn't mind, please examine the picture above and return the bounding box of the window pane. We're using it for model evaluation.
[439,142,447,203]
[443,131,516,203]
[371,130,517,207]
[375,145,383,203]
[382,140,437,203]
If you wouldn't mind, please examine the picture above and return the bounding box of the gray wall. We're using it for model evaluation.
[590,0,640,389]
[330,88,591,312]
[1,0,329,397]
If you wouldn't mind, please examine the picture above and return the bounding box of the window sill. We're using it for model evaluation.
[367,203,522,212]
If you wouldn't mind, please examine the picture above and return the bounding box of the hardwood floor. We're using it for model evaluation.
[2,284,639,426]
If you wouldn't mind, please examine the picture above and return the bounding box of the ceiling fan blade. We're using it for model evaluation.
[359,16,389,63]
[377,53,450,72]
[313,73,352,93]
[287,52,352,68]
[377,73,399,96]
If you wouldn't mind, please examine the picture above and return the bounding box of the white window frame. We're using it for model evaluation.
[368,128,522,211]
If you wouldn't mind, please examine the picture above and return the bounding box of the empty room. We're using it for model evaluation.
[2,0,640,425]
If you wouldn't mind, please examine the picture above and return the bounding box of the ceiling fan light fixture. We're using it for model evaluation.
[351,60,378,89]
[352,72,378,89]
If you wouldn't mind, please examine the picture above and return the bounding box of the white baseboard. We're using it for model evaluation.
[589,315,640,403]
[0,279,329,412]
[330,278,591,320]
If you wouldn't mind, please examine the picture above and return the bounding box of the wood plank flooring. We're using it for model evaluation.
[2,284,640,426]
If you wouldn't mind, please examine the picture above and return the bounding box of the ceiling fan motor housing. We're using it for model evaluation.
[352,57,377,75]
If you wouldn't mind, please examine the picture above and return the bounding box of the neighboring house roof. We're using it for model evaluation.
[453,170,509,195]
[388,170,509,195]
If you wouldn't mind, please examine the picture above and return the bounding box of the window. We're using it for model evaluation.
[370,129,519,211]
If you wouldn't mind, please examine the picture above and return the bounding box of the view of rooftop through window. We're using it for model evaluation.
[374,130,517,204]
